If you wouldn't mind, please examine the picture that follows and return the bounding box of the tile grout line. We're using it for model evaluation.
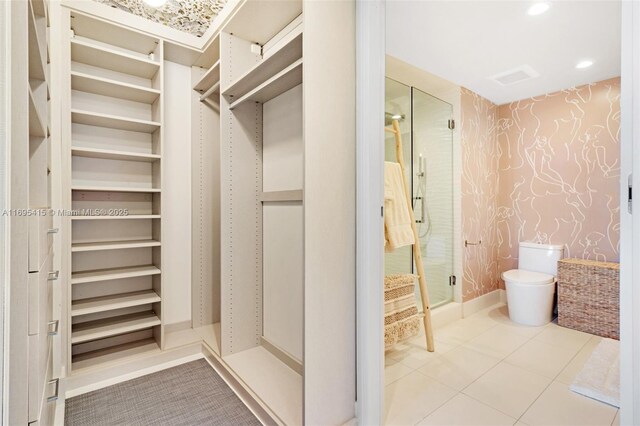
[514,334,599,423]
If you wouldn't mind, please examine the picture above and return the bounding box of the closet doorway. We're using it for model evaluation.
[385,78,454,308]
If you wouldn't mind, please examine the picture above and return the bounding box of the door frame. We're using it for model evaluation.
[357,1,639,424]
[355,0,385,424]
[620,1,639,424]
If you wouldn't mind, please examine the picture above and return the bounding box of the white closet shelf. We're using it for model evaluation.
[71,290,161,316]
[71,312,161,344]
[71,185,161,193]
[193,59,220,92]
[29,88,47,138]
[260,190,303,202]
[72,239,161,252]
[71,38,160,79]
[229,59,302,110]
[28,0,46,81]
[71,215,161,220]
[71,265,161,285]
[71,338,159,372]
[71,71,161,104]
[224,346,303,426]
[71,109,161,133]
[71,147,161,162]
[223,30,302,98]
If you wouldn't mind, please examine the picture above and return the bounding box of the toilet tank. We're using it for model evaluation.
[518,242,564,276]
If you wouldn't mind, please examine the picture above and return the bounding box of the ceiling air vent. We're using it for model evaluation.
[490,65,539,86]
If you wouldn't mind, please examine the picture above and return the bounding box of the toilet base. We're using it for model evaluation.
[505,281,556,327]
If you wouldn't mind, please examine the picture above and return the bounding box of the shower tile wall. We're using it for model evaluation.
[497,78,621,276]
[460,88,500,302]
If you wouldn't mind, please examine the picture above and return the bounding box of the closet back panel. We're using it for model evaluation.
[72,123,157,154]
[220,33,261,89]
[262,203,303,360]
[71,90,156,122]
[163,60,192,326]
[71,157,155,188]
[72,276,153,300]
[191,65,221,328]
[261,84,303,360]
[262,84,303,192]
[71,192,156,216]
[220,100,263,356]
[72,220,155,243]
[71,248,154,272]
[71,62,155,89]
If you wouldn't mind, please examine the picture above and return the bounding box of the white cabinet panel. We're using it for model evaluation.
[263,204,303,360]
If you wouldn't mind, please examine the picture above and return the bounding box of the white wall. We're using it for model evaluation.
[163,60,192,325]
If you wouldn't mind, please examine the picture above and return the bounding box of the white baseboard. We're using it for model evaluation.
[462,289,503,318]
[499,288,507,304]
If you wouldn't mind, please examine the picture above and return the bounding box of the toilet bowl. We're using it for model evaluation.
[503,242,564,327]
[502,269,556,326]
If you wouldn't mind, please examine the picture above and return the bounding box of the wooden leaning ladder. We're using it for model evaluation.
[385,119,435,352]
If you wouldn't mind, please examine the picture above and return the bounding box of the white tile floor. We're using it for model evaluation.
[384,304,619,426]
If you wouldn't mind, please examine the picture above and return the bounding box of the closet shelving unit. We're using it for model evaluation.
[190,33,222,357]
[64,12,165,373]
[25,0,58,423]
[218,5,305,424]
[45,0,356,423]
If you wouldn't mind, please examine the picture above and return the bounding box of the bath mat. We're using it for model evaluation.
[570,338,620,407]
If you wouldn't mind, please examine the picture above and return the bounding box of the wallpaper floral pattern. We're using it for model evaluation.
[496,78,621,277]
[461,88,500,302]
[93,0,227,37]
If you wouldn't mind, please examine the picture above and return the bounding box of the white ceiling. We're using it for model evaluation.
[386,0,621,105]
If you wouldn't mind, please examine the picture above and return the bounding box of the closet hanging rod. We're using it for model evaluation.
[200,81,221,102]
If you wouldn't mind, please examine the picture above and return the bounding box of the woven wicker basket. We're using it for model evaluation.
[557,258,619,340]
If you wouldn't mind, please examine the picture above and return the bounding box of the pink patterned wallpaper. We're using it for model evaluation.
[461,88,500,301]
[496,78,621,279]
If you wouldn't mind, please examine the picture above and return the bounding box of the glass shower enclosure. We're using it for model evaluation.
[385,78,454,308]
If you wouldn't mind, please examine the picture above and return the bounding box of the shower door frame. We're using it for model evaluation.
[408,86,455,308]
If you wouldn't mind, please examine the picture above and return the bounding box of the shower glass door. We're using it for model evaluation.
[412,88,453,308]
[384,79,454,308]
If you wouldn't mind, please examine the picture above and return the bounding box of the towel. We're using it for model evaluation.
[384,162,415,252]
[570,338,620,407]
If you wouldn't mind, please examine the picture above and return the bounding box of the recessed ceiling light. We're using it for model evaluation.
[527,2,550,16]
[576,60,594,69]
[143,0,167,8]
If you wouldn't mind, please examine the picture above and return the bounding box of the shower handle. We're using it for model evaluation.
[414,196,425,224]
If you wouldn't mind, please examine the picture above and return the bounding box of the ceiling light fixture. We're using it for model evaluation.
[527,2,550,16]
[143,0,167,8]
[576,60,594,69]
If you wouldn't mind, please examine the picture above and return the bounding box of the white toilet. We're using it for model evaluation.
[502,242,564,326]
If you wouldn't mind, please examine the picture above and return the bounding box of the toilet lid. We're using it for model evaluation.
[502,269,555,285]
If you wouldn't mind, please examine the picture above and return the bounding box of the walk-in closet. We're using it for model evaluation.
[6,0,356,424]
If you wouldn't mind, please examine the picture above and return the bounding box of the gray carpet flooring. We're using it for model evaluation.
[65,359,261,426]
